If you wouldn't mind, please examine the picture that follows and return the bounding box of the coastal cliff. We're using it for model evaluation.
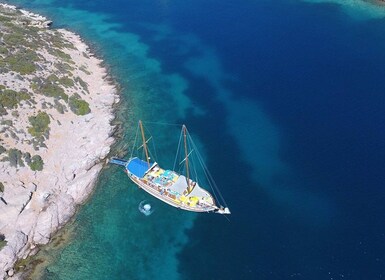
[0,4,118,278]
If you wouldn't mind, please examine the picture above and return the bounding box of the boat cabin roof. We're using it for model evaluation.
[127,158,152,178]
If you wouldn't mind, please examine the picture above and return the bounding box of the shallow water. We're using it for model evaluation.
[5,0,385,279]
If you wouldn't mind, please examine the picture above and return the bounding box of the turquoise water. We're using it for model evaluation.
[5,0,385,279]
[6,0,199,278]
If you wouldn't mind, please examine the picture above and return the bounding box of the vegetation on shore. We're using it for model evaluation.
[29,155,44,171]
[0,4,95,174]
[0,5,117,278]
[0,4,91,117]
[0,233,6,251]
[28,112,50,138]
[69,95,90,115]
[0,146,44,171]
[0,86,31,115]
[0,184,5,251]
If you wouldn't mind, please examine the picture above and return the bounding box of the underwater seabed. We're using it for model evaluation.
[3,0,200,279]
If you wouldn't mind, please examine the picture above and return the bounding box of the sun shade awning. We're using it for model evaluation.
[127,158,152,178]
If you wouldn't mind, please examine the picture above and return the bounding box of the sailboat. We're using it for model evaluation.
[109,121,231,215]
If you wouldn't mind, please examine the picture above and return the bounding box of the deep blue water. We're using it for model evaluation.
[5,0,385,279]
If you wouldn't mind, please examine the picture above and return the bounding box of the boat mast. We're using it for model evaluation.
[183,125,192,193]
[139,120,150,168]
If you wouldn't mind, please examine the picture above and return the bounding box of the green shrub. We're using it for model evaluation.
[0,233,6,251]
[29,155,43,171]
[1,120,12,126]
[0,15,12,22]
[54,62,74,74]
[0,46,8,55]
[0,90,18,108]
[7,148,24,167]
[0,107,7,115]
[59,77,74,87]
[0,89,30,109]
[11,62,36,75]
[30,82,38,92]
[3,33,24,45]
[54,99,65,114]
[79,65,91,75]
[0,182,4,193]
[47,74,59,82]
[0,145,6,155]
[3,49,38,75]
[69,96,90,115]
[75,77,89,93]
[38,82,68,101]
[51,32,76,50]
[28,112,50,137]
[49,49,72,63]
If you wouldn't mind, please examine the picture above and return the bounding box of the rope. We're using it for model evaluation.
[130,124,139,159]
[131,120,230,210]
[188,131,229,208]
[143,124,158,162]
[142,121,183,127]
[223,214,231,222]
[173,129,183,171]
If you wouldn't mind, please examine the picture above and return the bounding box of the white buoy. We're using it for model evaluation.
[139,200,154,216]
[143,204,151,211]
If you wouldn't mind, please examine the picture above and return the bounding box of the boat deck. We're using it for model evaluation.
[126,158,216,212]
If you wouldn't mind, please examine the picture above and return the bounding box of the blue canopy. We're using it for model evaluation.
[127,158,152,178]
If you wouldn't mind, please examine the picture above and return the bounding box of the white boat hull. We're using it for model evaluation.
[127,172,218,213]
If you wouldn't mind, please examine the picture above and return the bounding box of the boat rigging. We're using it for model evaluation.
[109,120,230,215]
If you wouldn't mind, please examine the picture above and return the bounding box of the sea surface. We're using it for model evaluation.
[5,0,385,279]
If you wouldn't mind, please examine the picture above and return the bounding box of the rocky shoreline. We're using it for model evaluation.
[0,4,119,279]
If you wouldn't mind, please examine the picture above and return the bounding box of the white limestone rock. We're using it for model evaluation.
[0,231,27,274]
[0,4,118,277]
